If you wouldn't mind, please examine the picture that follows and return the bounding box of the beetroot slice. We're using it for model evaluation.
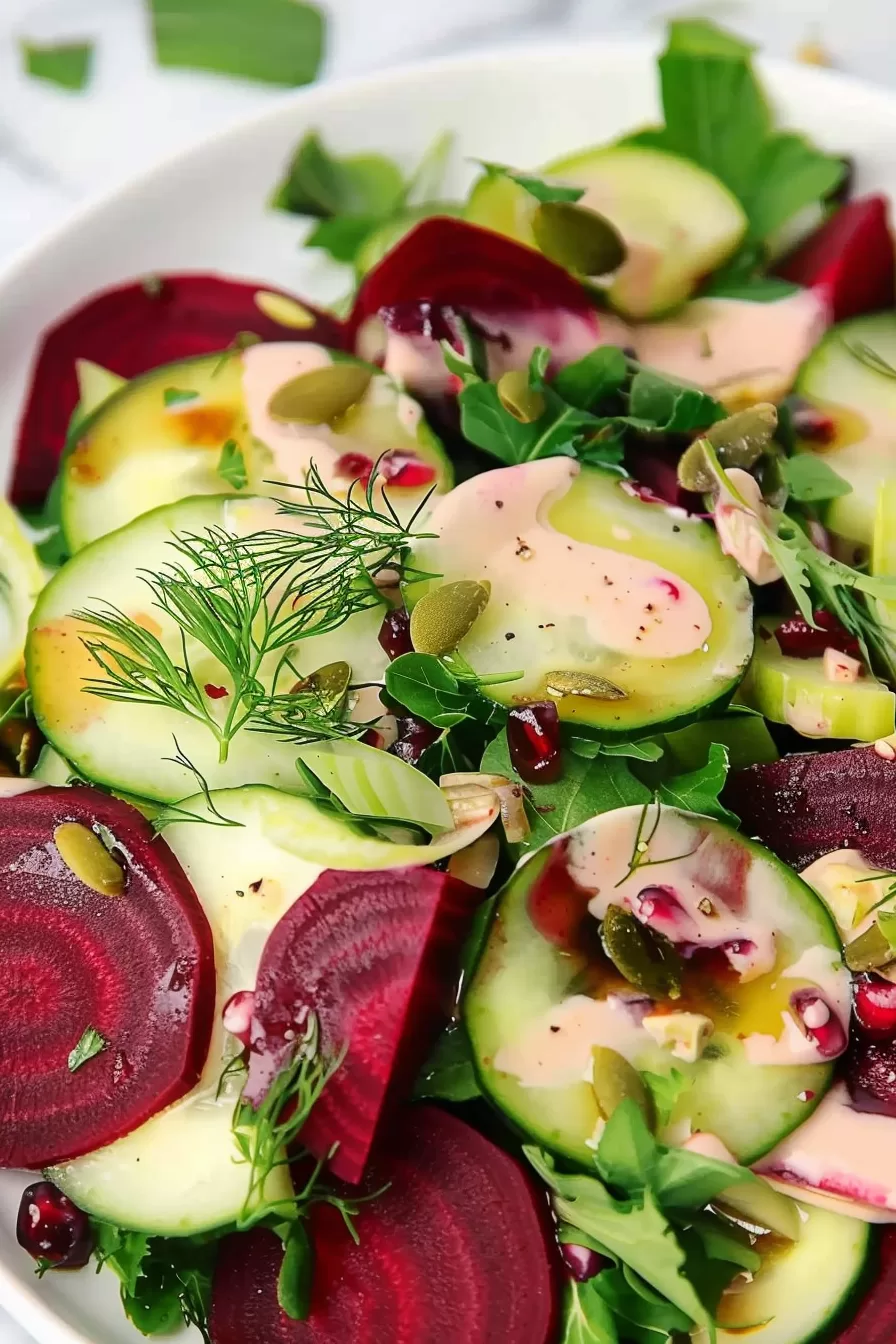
[12,273,346,506]
[836,1227,896,1342]
[774,195,896,322]
[0,786,215,1168]
[245,868,479,1184]
[724,748,896,872]
[209,1105,559,1344]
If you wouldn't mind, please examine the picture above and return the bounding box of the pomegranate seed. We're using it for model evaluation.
[507,702,562,784]
[788,397,837,444]
[630,885,696,939]
[854,973,896,1039]
[775,610,862,661]
[377,450,437,489]
[222,990,256,1047]
[791,988,847,1058]
[334,451,373,485]
[204,683,228,699]
[16,1182,93,1269]
[391,715,441,766]
[561,1242,605,1282]
[652,577,681,602]
[378,607,413,660]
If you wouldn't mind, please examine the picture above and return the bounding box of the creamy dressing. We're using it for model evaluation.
[0,778,43,797]
[712,468,782,586]
[427,457,711,660]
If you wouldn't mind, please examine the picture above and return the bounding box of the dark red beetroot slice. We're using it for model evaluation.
[773,610,862,661]
[0,786,215,1168]
[244,867,479,1183]
[774,195,896,322]
[846,1036,896,1117]
[209,1105,558,1344]
[723,748,896,872]
[12,273,346,507]
[836,1227,896,1342]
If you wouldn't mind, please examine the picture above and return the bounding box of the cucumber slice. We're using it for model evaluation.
[0,499,44,685]
[872,477,896,636]
[741,618,896,741]
[466,145,747,318]
[794,313,896,546]
[74,358,126,421]
[30,744,73,786]
[61,345,451,551]
[27,494,389,803]
[465,805,847,1166]
[407,458,753,736]
[692,1203,871,1344]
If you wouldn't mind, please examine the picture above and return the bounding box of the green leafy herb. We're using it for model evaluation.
[477,161,586,205]
[781,454,852,503]
[149,0,324,88]
[277,1222,314,1320]
[595,1266,693,1337]
[640,1068,688,1130]
[217,439,248,490]
[20,40,94,91]
[878,909,896,955]
[627,368,725,434]
[657,743,737,825]
[163,388,199,408]
[414,1020,481,1102]
[552,346,628,410]
[561,1278,620,1344]
[68,1025,107,1073]
[384,652,503,729]
[93,1223,216,1341]
[844,339,896,381]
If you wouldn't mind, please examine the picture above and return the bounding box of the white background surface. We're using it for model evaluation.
[0,1,894,1340]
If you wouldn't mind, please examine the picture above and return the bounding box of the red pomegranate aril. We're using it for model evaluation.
[507,702,562,785]
[392,715,441,766]
[631,885,696,938]
[854,973,896,1039]
[378,450,437,488]
[560,1242,604,1283]
[790,989,847,1059]
[334,451,373,484]
[222,990,255,1047]
[16,1182,93,1269]
[774,610,862,661]
[204,684,228,700]
[787,398,837,444]
[378,607,414,660]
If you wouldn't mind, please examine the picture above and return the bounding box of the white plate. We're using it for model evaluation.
[2,37,896,1344]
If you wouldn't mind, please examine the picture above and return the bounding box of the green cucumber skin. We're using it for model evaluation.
[807,1225,876,1344]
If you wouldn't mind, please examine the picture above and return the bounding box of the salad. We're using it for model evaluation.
[5,17,896,1344]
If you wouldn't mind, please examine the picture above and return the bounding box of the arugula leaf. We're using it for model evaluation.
[682,1212,760,1274]
[595,1100,658,1195]
[217,439,248,490]
[481,733,649,852]
[385,653,488,728]
[305,215,383,263]
[414,1020,481,1102]
[94,1224,216,1340]
[650,1145,755,1210]
[274,130,405,219]
[595,1266,693,1336]
[640,1068,688,1129]
[702,274,801,303]
[628,369,725,434]
[561,1278,620,1344]
[568,737,664,763]
[553,346,628,410]
[781,454,852,503]
[407,132,455,205]
[68,1025,107,1073]
[149,0,324,87]
[20,40,94,91]
[477,161,586,206]
[744,132,845,240]
[277,1221,314,1320]
[657,743,738,825]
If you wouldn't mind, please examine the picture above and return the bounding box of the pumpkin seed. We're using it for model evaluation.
[601,904,683,1000]
[497,370,546,423]
[706,403,778,469]
[268,363,373,425]
[545,670,627,700]
[677,438,715,493]
[845,922,896,973]
[410,581,491,656]
[254,290,315,330]
[291,660,351,711]
[591,1046,654,1126]
[54,822,125,898]
[532,202,627,276]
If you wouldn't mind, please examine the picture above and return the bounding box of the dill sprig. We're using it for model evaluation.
[615,798,700,888]
[151,739,244,832]
[74,464,433,761]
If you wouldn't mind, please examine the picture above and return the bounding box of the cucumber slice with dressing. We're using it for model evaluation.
[693,1203,871,1344]
[61,344,451,551]
[466,145,747,318]
[794,313,896,547]
[27,494,389,803]
[465,805,848,1166]
[0,499,44,685]
[47,783,500,1233]
[407,458,753,737]
[741,618,896,741]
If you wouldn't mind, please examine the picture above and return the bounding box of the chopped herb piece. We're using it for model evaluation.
[20,40,94,91]
[477,161,586,205]
[163,388,200,408]
[68,1025,107,1073]
[149,0,324,88]
[216,439,248,489]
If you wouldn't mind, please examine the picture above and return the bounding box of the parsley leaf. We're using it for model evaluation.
[20,40,94,91]
[163,388,199,408]
[657,743,738,825]
[68,1026,107,1073]
[93,1223,216,1340]
[414,1020,481,1102]
[561,1278,620,1344]
[217,440,248,490]
[781,454,852,503]
[477,161,586,205]
[149,0,324,88]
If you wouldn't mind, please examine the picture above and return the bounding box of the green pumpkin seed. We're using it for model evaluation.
[532,202,627,276]
[601,904,683,1000]
[268,363,373,425]
[545,670,627,700]
[54,822,125,898]
[677,438,715,493]
[254,290,315,330]
[845,922,896,973]
[591,1046,654,1126]
[291,660,352,711]
[410,581,491,656]
[706,403,779,469]
[497,370,546,423]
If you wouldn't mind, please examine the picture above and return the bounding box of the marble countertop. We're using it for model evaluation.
[1,1,894,1341]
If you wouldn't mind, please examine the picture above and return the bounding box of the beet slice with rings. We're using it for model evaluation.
[724,747,896,872]
[209,1105,559,1344]
[836,1227,896,1342]
[0,786,215,1168]
[12,273,347,506]
[244,867,480,1184]
[774,194,896,323]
